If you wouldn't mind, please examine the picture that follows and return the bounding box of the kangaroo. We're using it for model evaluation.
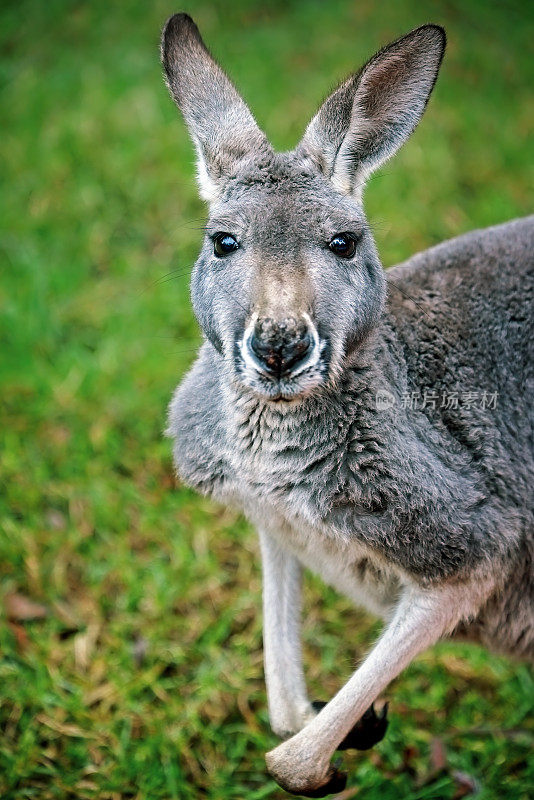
[161,13,534,796]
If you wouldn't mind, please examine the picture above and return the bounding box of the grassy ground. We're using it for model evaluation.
[1,0,533,798]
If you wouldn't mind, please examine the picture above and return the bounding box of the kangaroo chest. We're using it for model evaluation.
[246,497,401,618]
[221,391,402,615]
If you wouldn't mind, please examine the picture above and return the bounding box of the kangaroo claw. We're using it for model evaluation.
[312,701,389,751]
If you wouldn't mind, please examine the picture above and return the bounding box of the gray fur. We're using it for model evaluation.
[162,14,533,795]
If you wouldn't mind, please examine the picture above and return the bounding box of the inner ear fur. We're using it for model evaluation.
[298,25,446,196]
[161,13,270,202]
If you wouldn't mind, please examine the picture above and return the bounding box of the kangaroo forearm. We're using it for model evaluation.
[259,530,311,735]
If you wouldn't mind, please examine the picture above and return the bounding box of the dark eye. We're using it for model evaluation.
[214,233,239,257]
[328,233,357,259]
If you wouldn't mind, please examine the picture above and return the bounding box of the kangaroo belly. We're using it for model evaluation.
[252,504,401,619]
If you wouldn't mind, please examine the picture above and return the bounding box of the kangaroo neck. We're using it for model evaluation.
[222,320,407,464]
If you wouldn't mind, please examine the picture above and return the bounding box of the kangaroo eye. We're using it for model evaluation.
[329,233,357,259]
[214,233,239,257]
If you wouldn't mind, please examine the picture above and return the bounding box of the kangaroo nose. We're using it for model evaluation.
[250,316,311,376]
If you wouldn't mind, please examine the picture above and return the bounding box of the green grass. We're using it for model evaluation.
[1,0,533,798]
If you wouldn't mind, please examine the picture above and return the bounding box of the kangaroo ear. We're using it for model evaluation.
[298,25,446,197]
[161,14,270,203]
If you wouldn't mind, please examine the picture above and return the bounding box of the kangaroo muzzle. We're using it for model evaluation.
[250,316,311,376]
[240,312,321,381]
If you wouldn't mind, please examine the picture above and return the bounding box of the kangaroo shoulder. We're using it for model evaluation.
[385,216,534,373]
[167,343,231,496]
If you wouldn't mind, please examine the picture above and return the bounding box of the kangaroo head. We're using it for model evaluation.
[162,14,445,402]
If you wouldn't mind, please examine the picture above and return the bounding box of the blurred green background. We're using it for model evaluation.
[1,0,533,798]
